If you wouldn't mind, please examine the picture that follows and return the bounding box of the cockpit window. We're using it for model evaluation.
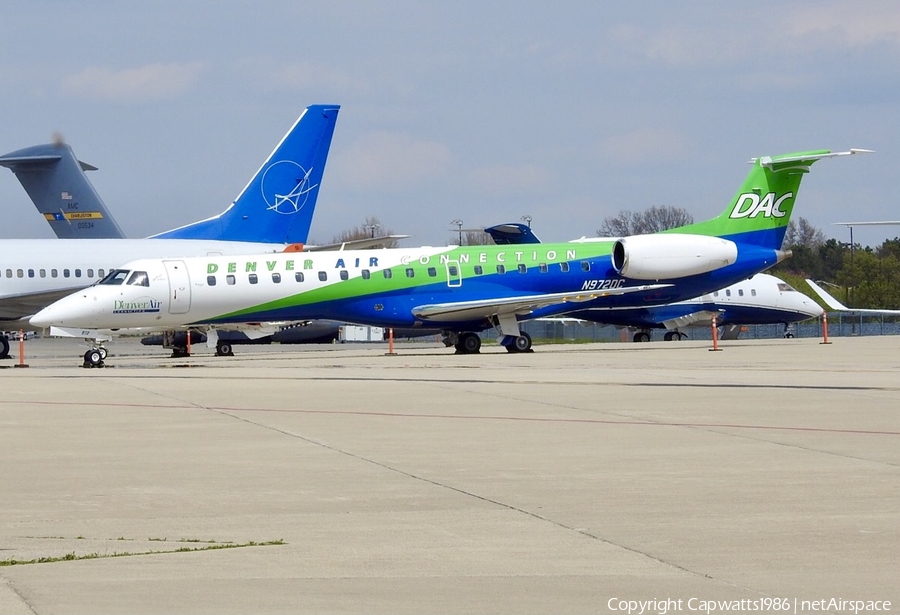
[126,271,150,287]
[777,283,796,292]
[99,269,130,285]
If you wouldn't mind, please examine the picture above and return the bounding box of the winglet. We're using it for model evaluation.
[805,279,849,311]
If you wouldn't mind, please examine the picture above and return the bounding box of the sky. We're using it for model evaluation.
[2,1,900,249]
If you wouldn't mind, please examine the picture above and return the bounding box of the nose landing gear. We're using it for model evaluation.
[82,346,108,368]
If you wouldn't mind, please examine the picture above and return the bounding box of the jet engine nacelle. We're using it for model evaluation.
[611,234,738,280]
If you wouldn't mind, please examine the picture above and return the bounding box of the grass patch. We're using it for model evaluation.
[1,539,284,566]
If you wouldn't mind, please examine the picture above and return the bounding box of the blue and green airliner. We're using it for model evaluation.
[30,149,869,359]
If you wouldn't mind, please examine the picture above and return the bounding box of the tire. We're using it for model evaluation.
[98,347,108,360]
[633,331,651,343]
[512,332,532,352]
[217,342,234,356]
[458,332,481,354]
[84,349,103,367]
[0,337,9,359]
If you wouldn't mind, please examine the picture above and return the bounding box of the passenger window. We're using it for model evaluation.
[738,289,744,297]
[474,265,483,275]
[226,274,236,285]
[383,269,392,279]
[17,269,23,278]
[517,264,527,274]
[126,271,149,287]
[249,273,258,284]
[4,269,10,278]
[207,276,217,286]
[361,269,371,280]
[751,289,757,297]
[340,270,349,281]
[51,269,58,278]
[726,289,732,297]
[40,269,46,278]
[272,273,281,283]
[406,268,415,278]
[497,265,506,274]
[98,269,105,278]
[560,262,570,273]
[63,269,70,278]
[87,269,94,278]
[295,272,304,282]
[539,263,548,273]
[448,265,458,276]
[318,271,327,282]
[28,269,35,278]
[581,261,591,272]
[427,267,437,277]
[75,269,82,278]
[713,291,719,297]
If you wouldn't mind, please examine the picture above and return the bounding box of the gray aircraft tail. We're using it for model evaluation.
[0,141,126,239]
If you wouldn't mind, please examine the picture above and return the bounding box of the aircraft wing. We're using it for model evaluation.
[805,279,900,315]
[660,309,722,330]
[412,284,671,324]
[306,235,410,251]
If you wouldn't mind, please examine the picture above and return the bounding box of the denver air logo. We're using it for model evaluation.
[729,192,793,219]
[113,297,161,314]
[260,160,317,215]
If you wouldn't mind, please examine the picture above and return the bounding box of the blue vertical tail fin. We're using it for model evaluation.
[152,104,340,244]
[0,140,126,239]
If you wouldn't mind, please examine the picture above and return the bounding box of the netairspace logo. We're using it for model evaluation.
[606,597,892,615]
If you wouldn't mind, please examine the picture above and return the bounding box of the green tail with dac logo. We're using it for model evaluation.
[666,149,872,248]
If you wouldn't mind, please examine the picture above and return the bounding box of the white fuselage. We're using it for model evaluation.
[0,239,287,323]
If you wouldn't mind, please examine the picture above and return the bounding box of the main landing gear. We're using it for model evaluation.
[441,330,533,354]
[503,331,533,353]
[632,329,686,342]
[0,336,9,360]
[216,341,235,357]
[444,331,481,354]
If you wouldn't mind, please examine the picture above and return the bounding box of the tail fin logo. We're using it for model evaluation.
[261,160,317,216]
[729,192,792,219]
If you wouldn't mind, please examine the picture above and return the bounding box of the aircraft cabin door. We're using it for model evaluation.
[163,260,191,314]
[446,260,462,287]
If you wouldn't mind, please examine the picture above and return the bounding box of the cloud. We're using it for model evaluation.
[468,163,555,197]
[598,4,900,70]
[272,61,368,94]
[331,131,453,191]
[787,2,900,46]
[597,127,688,165]
[61,62,205,102]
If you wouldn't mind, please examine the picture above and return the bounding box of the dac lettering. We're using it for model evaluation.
[729,192,792,219]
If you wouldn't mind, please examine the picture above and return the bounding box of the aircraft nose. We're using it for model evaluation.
[29,293,95,328]
[807,300,824,317]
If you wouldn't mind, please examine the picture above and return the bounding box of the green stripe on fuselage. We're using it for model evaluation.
[211,242,612,320]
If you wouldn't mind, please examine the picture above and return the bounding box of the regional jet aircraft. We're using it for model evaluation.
[31,149,869,364]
